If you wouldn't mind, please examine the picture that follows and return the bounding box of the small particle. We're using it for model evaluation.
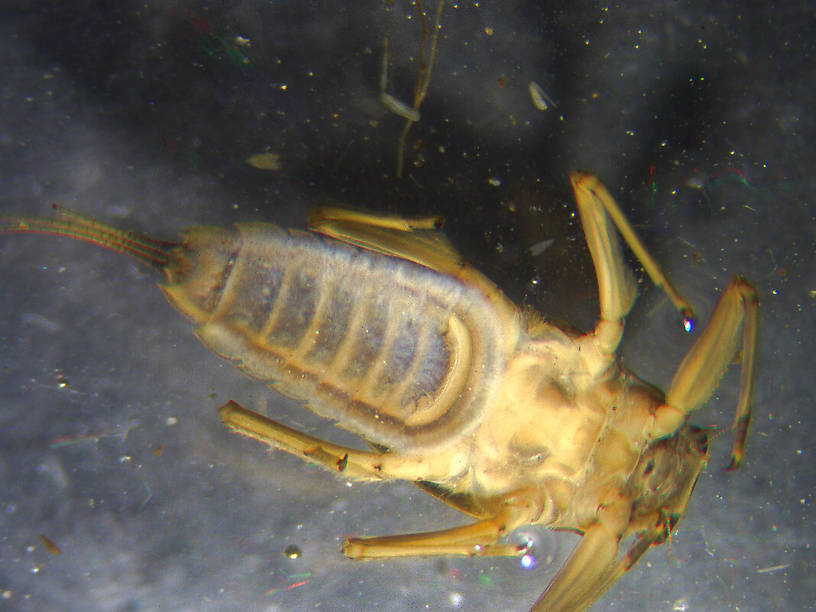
[488,177,502,187]
[497,75,506,88]
[337,453,349,472]
[1,589,11,600]
[484,26,494,36]
[21,313,61,332]
[756,563,790,574]
[153,444,164,457]
[118,421,139,444]
[55,371,68,389]
[380,91,420,122]
[234,35,251,48]
[246,152,281,171]
[673,599,689,611]
[284,545,302,559]
[39,534,61,556]
[528,238,555,256]
[686,174,705,189]
[166,417,178,426]
[119,455,132,464]
[528,81,557,111]
[520,553,536,569]
[449,591,464,607]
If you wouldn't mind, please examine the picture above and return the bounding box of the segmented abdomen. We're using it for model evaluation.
[162,222,511,451]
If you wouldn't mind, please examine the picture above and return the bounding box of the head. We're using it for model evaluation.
[625,425,711,538]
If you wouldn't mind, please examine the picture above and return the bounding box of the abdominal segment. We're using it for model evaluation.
[184,223,504,451]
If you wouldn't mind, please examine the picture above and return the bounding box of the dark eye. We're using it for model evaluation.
[643,460,655,476]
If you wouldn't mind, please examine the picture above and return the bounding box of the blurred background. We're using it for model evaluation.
[0,2,812,610]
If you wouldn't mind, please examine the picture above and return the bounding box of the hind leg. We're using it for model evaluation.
[219,400,462,482]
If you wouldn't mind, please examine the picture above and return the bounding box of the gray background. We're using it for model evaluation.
[0,2,812,610]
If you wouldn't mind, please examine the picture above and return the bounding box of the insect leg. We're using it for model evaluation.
[532,494,632,612]
[663,276,759,468]
[569,172,695,325]
[218,401,463,482]
[569,172,639,356]
[343,496,537,559]
[308,205,519,338]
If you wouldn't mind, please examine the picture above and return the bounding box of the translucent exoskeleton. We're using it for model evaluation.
[0,172,758,611]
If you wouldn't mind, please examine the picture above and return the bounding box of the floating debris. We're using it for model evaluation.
[528,238,555,256]
[529,81,557,111]
[246,152,281,171]
[39,534,62,556]
[756,564,790,574]
[380,91,420,122]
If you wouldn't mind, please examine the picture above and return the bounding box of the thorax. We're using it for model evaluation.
[465,323,667,527]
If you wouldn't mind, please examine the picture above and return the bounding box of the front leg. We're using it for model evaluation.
[569,172,695,325]
[568,172,696,364]
[662,276,759,467]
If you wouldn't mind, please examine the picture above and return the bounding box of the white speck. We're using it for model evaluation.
[529,81,557,111]
[528,238,554,256]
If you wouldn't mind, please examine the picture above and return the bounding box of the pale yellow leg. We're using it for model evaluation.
[570,172,638,325]
[343,501,530,559]
[665,276,759,468]
[218,401,461,482]
[569,171,695,324]
[221,401,530,558]
[562,516,671,612]
[532,494,632,612]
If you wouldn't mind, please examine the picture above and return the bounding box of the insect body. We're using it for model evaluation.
[0,172,758,611]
